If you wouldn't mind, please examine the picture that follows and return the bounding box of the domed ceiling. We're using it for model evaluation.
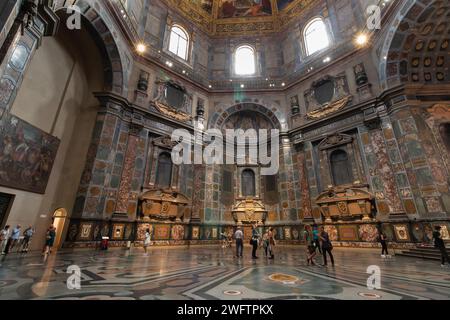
[164,0,316,36]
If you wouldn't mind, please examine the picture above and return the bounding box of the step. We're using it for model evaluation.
[396,252,441,261]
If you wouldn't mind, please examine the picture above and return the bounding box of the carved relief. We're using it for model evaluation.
[152,80,192,122]
[304,74,352,120]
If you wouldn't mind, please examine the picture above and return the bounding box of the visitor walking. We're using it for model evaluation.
[312,224,322,254]
[234,226,244,258]
[262,230,269,257]
[433,226,450,267]
[8,225,22,253]
[319,226,334,266]
[43,225,56,255]
[379,231,389,258]
[21,226,35,253]
[267,227,275,259]
[251,224,260,259]
[1,225,10,255]
[143,228,151,256]
[304,225,317,266]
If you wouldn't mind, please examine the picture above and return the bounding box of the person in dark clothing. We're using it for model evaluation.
[319,227,334,266]
[251,224,260,259]
[433,226,449,267]
[379,232,389,258]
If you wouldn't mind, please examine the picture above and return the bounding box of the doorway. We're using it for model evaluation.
[0,192,14,228]
[52,208,68,249]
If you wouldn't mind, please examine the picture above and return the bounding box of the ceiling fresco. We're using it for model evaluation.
[165,0,316,36]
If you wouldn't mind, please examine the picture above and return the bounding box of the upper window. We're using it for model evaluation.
[235,45,256,76]
[304,18,330,56]
[169,25,189,60]
[242,169,256,197]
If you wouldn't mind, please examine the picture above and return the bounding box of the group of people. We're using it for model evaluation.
[1,225,35,255]
[234,225,277,260]
[0,224,57,256]
[303,225,334,266]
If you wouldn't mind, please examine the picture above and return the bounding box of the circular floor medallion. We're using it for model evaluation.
[223,290,242,296]
[358,292,381,299]
[268,273,299,284]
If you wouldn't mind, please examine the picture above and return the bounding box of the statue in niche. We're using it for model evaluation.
[335,76,347,98]
[290,95,300,115]
[354,63,368,86]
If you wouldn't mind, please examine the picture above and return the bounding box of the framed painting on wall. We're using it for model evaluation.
[79,223,92,240]
[284,227,291,240]
[393,224,410,242]
[112,224,125,240]
[432,223,450,240]
[0,115,60,194]
[192,226,200,239]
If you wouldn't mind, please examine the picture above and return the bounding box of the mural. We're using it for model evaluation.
[0,115,60,194]
[189,0,213,14]
[219,0,272,18]
[277,0,295,11]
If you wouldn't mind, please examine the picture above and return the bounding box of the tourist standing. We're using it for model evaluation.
[1,225,10,255]
[262,230,269,257]
[379,231,389,258]
[251,224,260,259]
[268,227,275,259]
[433,226,449,267]
[304,225,317,266]
[312,224,322,254]
[43,225,56,255]
[143,228,151,256]
[234,226,244,258]
[8,225,22,253]
[319,226,334,266]
[21,226,35,253]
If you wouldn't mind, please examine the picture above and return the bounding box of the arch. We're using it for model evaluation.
[169,24,190,60]
[208,103,283,131]
[156,152,173,188]
[53,1,125,94]
[303,17,330,56]
[378,0,449,89]
[52,208,68,249]
[234,45,256,75]
[330,149,353,186]
[241,169,256,197]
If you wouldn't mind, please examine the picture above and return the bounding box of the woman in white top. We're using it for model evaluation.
[143,228,151,256]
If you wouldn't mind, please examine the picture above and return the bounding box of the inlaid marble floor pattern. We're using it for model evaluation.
[0,246,449,300]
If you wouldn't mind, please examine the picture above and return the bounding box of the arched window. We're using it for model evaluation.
[156,152,173,188]
[304,18,330,56]
[235,45,256,76]
[169,25,189,60]
[330,149,353,186]
[439,123,450,152]
[242,169,256,196]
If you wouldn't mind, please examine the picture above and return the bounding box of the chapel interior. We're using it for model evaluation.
[0,0,449,300]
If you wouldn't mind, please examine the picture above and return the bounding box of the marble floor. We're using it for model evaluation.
[0,245,449,300]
